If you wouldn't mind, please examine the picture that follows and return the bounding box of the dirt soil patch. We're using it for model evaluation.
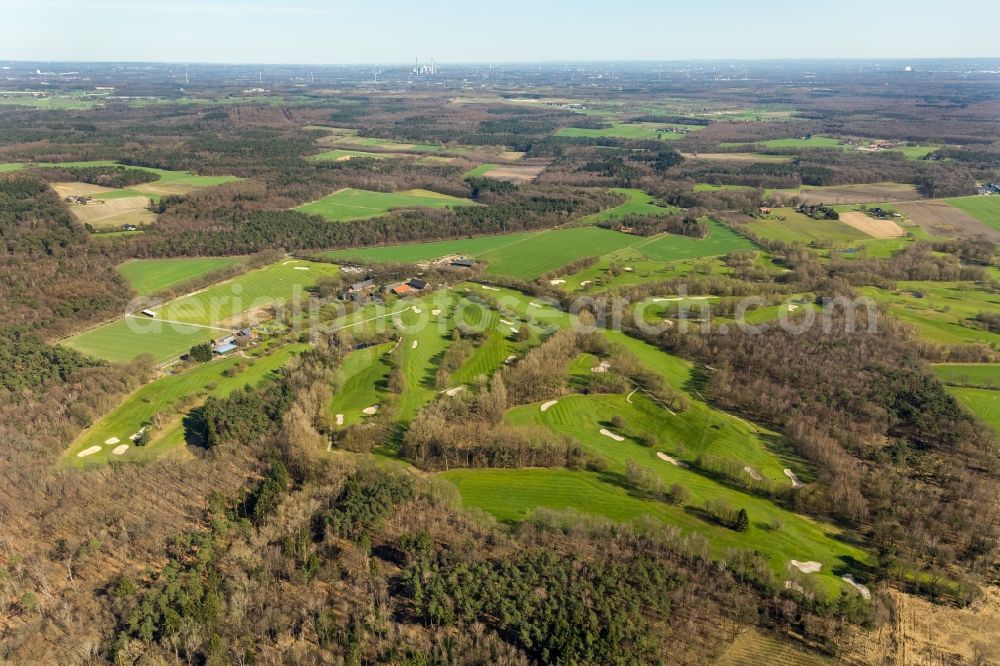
[780,183,923,205]
[483,164,547,183]
[63,195,156,229]
[51,182,118,197]
[895,200,1000,241]
[838,211,906,238]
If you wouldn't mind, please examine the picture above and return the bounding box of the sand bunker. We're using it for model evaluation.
[580,280,592,286]
[653,297,683,302]
[549,279,566,285]
[529,302,542,307]
[129,428,147,442]
[112,444,129,455]
[293,266,310,271]
[499,319,513,325]
[541,400,558,412]
[362,405,379,415]
[431,309,441,315]
[282,260,298,265]
[335,414,344,425]
[510,327,519,334]
[623,267,634,272]
[591,360,611,373]
[505,355,518,364]
[656,452,687,467]
[784,468,804,487]
[790,560,822,574]
[600,428,625,442]
[744,466,763,481]
[77,446,102,458]
[481,285,499,291]
[411,340,419,349]
[104,437,120,445]
[842,575,871,599]
[445,386,464,397]
[412,307,422,313]
[787,304,800,311]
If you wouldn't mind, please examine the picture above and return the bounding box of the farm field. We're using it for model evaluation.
[313,127,440,153]
[942,195,1000,235]
[633,219,755,261]
[933,363,1000,389]
[478,163,548,182]
[555,122,699,140]
[52,181,157,229]
[693,183,755,193]
[682,152,793,163]
[771,183,923,205]
[322,232,534,264]
[297,187,475,221]
[948,387,1000,435]
[894,200,1000,241]
[837,211,906,238]
[584,188,683,222]
[463,163,499,178]
[478,226,639,279]
[747,209,870,243]
[308,148,394,162]
[62,259,340,363]
[722,136,844,150]
[118,256,247,296]
[64,343,307,467]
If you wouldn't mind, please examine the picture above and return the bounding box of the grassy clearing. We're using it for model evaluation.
[933,364,1000,388]
[948,387,1000,435]
[859,281,1000,347]
[749,209,871,243]
[64,344,306,467]
[634,219,755,261]
[942,196,1000,235]
[297,188,475,221]
[583,188,683,223]
[723,136,844,150]
[555,122,698,141]
[118,257,247,296]
[480,227,638,280]
[322,233,533,264]
[693,183,756,193]
[308,148,392,162]
[463,163,499,178]
[63,260,340,363]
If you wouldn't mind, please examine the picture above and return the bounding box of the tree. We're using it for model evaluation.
[735,508,750,533]
[189,343,213,363]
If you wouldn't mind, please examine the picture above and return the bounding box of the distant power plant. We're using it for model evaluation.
[412,58,438,75]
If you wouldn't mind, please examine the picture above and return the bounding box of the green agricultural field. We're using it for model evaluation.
[297,188,475,221]
[948,387,1000,435]
[888,145,938,160]
[322,130,440,153]
[322,233,534,264]
[308,148,391,162]
[633,219,755,261]
[0,92,108,110]
[63,259,340,363]
[943,196,1000,235]
[64,344,307,467]
[118,256,247,296]
[556,122,698,141]
[463,163,499,178]
[749,209,870,243]
[0,163,25,172]
[584,188,683,223]
[722,136,843,150]
[933,364,1000,389]
[693,183,756,193]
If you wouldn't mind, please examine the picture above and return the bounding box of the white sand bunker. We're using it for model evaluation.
[842,575,871,599]
[591,360,611,373]
[744,466,763,481]
[481,285,499,291]
[688,295,715,300]
[540,400,558,412]
[293,266,310,271]
[411,340,419,349]
[784,469,804,487]
[362,405,379,415]
[335,414,344,425]
[510,327,519,334]
[653,297,683,302]
[580,280,592,287]
[529,302,542,307]
[600,429,625,442]
[790,560,822,574]
[431,309,441,315]
[282,260,298,265]
[104,437,120,445]
[656,452,688,467]
[505,355,518,364]
[499,319,513,325]
[549,279,566,285]
[412,307,422,313]
[788,303,800,311]
[112,444,129,455]
[623,267,634,272]
[445,386,464,397]
[77,446,102,458]
[129,428,147,442]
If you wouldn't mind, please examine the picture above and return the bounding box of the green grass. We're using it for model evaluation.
[948,387,1000,435]
[750,209,870,243]
[118,257,247,296]
[942,196,1000,235]
[308,149,391,162]
[0,93,108,110]
[555,122,698,141]
[297,188,475,221]
[633,219,755,261]
[328,343,394,427]
[62,260,340,363]
[933,364,1000,389]
[480,227,639,279]
[693,183,756,193]
[859,281,1000,347]
[583,188,683,223]
[463,163,499,178]
[889,145,938,160]
[722,136,844,150]
[64,344,306,467]
[322,233,534,264]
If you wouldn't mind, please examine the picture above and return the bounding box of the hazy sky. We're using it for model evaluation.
[2,0,997,63]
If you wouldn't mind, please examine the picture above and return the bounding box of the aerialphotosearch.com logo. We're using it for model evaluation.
[122,282,879,344]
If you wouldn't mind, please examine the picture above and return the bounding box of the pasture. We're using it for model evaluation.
[479,227,639,279]
[584,188,683,223]
[62,259,340,363]
[308,148,393,162]
[748,209,871,243]
[722,136,843,150]
[53,182,157,229]
[297,188,475,221]
[322,233,534,264]
[942,195,1000,235]
[118,256,247,296]
[463,163,499,178]
[633,219,754,261]
[894,200,999,241]
[933,364,1000,389]
[556,122,698,140]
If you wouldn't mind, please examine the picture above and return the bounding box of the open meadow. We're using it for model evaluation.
[297,187,475,221]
